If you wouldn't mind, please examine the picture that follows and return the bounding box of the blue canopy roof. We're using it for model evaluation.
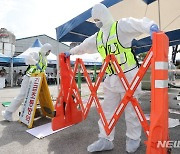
[133,29,180,54]
[31,38,42,47]
[57,21,99,42]
[0,56,26,67]
[142,0,156,5]
[0,55,11,66]
[56,0,122,42]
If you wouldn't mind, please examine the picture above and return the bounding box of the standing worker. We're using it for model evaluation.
[65,3,159,153]
[2,43,52,122]
[168,60,176,84]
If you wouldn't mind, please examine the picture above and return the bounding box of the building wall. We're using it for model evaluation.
[0,28,16,57]
[15,34,69,56]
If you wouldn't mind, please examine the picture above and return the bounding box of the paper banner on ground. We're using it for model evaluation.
[26,123,72,139]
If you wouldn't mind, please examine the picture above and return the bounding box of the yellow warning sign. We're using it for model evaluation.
[19,73,54,128]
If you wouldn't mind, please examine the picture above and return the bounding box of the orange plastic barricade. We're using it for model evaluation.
[52,32,169,154]
[52,56,83,130]
[146,32,169,154]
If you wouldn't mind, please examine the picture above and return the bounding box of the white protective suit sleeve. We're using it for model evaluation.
[69,34,97,55]
[117,17,155,47]
[70,17,155,55]
[25,52,39,65]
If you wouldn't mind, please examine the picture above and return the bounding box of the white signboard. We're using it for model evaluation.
[19,77,41,126]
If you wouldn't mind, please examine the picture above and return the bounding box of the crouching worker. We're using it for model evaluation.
[65,3,159,153]
[2,43,52,121]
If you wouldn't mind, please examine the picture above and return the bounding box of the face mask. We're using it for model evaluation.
[95,21,103,28]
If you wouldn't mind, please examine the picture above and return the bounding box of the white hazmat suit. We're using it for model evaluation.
[2,43,52,121]
[70,3,155,153]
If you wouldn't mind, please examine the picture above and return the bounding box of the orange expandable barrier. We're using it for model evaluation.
[52,56,83,130]
[52,32,169,154]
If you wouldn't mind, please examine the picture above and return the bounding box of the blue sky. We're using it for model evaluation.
[0,0,102,39]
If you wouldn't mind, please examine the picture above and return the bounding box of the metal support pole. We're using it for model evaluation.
[94,64,97,82]
[78,65,81,96]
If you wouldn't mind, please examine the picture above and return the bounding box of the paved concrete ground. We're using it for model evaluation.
[0,84,180,154]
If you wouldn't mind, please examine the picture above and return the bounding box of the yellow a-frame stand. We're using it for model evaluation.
[19,72,55,128]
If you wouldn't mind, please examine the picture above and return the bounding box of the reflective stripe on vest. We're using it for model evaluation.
[96,21,136,75]
[26,53,47,76]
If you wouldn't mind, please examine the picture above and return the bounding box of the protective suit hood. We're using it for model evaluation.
[92,3,114,33]
[40,43,52,57]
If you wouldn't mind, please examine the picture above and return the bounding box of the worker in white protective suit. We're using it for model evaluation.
[2,43,52,122]
[65,3,159,153]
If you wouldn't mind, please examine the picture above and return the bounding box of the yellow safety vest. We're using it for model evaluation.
[96,21,137,75]
[26,53,47,76]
